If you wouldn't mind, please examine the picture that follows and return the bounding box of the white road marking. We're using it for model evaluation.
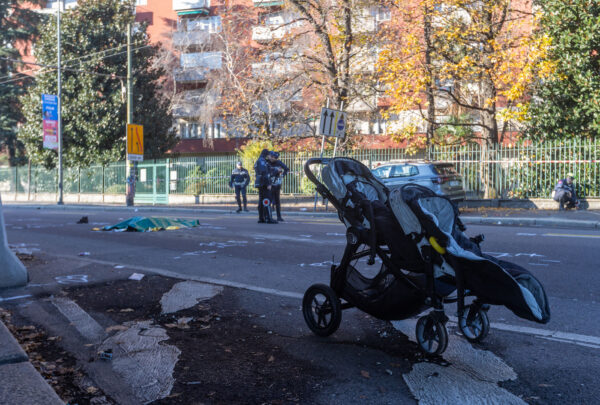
[516,233,537,236]
[0,294,32,302]
[51,296,105,342]
[483,320,600,350]
[52,253,600,349]
[55,274,89,284]
[543,233,600,239]
[249,233,343,245]
[528,263,549,267]
[393,318,525,405]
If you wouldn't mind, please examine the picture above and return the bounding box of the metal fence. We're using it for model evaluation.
[1,139,599,199]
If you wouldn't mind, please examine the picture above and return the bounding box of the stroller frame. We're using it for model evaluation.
[302,157,490,355]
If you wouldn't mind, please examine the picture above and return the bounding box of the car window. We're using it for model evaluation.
[434,164,458,176]
[391,164,419,177]
[372,166,393,179]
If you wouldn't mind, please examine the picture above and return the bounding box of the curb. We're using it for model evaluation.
[0,320,64,404]
[5,203,600,230]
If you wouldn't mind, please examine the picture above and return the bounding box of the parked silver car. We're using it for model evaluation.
[371,161,465,202]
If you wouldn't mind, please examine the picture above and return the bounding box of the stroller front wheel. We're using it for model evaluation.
[458,304,490,343]
[416,314,449,355]
[302,284,342,337]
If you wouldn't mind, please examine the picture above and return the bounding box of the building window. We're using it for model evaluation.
[135,0,147,5]
[179,122,201,138]
[370,6,391,22]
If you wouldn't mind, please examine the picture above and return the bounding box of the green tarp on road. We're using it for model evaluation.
[101,217,201,232]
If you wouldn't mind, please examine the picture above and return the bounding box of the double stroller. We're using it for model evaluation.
[302,157,550,355]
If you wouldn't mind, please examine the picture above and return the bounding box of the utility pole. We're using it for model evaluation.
[125,22,135,206]
[57,2,63,205]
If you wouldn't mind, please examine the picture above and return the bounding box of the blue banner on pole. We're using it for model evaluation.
[42,94,59,150]
[42,94,58,121]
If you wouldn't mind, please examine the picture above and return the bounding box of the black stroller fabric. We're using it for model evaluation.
[399,184,551,324]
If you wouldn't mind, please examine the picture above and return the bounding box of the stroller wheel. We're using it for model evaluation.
[458,304,490,343]
[302,284,342,337]
[416,315,448,355]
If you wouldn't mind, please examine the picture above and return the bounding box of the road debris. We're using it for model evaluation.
[128,273,144,281]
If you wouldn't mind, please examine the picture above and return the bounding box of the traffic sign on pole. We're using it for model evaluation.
[126,124,144,162]
[319,107,348,139]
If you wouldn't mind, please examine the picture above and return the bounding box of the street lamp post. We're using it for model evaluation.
[57,2,63,205]
[125,22,135,206]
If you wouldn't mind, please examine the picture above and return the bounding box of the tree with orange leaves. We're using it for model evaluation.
[379,0,550,149]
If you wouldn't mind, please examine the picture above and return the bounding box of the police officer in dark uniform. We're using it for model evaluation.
[553,173,580,210]
[254,149,277,224]
[229,161,250,213]
[267,151,289,222]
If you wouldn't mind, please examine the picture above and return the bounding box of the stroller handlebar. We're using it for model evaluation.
[304,157,342,213]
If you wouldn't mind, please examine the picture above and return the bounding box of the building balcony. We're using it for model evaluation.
[174,68,208,83]
[173,0,210,12]
[173,30,210,47]
[253,0,284,7]
[251,61,297,76]
[173,90,219,118]
[252,25,288,42]
[180,51,222,70]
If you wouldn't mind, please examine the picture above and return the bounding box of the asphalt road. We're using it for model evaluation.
[3,206,600,404]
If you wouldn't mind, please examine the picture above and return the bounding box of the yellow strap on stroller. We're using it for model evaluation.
[429,236,447,254]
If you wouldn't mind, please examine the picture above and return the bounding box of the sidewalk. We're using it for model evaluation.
[5,201,600,230]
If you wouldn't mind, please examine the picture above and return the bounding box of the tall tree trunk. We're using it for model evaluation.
[423,2,436,147]
[479,74,498,198]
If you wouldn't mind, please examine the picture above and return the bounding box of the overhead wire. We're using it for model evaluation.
[0,44,152,86]
[0,41,145,82]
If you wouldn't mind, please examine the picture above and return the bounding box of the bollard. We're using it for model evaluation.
[0,195,28,288]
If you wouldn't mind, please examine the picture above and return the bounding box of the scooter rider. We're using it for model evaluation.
[254,149,277,224]
[267,151,289,222]
[229,161,250,213]
[553,173,580,210]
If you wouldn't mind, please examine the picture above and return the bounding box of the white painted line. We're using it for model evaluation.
[516,233,537,236]
[51,296,105,343]
[528,263,549,267]
[53,253,600,349]
[485,320,600,349]
[543,233,600,239]
[0,294,32,302]
[248,233,343,245]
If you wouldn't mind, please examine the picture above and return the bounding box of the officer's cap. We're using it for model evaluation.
[269,151,280,159]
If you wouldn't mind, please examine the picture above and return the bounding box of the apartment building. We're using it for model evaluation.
[27,1,408,154]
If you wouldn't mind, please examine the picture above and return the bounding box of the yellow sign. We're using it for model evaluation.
[126,124,144,161]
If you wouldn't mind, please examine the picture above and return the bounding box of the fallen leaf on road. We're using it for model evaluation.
[268,355,275,362]
[119,308,134,312]
[164,323,178,328]
[361,370,370,379]
[105,325,129,333]
[539,384,554,388]
[86,386,99,394]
